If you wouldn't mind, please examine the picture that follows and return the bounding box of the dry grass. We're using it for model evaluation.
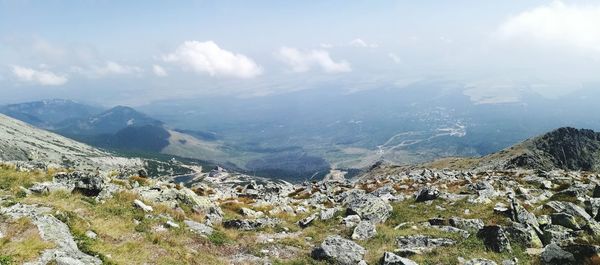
[0,217,55,263]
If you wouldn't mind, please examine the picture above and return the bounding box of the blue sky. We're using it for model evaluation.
[1,0,600,105]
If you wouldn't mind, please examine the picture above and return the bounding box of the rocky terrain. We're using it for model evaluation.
[1,117,600,264]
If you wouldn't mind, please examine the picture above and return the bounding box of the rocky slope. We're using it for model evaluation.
[1,124,600,264]
[0,113,142,171]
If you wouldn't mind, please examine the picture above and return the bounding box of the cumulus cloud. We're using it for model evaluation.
[152,64,168,77]
[11,65,68,86]
[162,41,262,78]
[349,38,378,48]
[277,47,351,73]
[498,1,600,52]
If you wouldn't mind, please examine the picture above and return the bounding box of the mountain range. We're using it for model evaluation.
[6,86,600,181]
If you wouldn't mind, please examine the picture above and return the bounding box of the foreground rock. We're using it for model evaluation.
[344,192,393,223]
[380,252,418,265]
[477,226,512,253]
[312,235,366,264]
[0,203,102,265]
[352,221,377,240]
[540,243,575,264]
[395,235,456,255]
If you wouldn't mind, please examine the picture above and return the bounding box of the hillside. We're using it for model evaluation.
[475,127,600,172]
[1,124,600,264]
[0,113,142,171]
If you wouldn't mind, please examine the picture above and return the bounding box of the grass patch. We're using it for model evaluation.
[0,217,54,264]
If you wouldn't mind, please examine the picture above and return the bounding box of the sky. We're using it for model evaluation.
[1,0,600,105]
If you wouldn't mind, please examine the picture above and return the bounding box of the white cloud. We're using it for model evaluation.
[349,38,378,48]
[163,40,262,78]
[498,1,600,52]
[388,53,402,64]
[11,65,68,86]
[95,61,142,75]
[277,47,351,73]
[71,61,143,78]
[152,64,168,77]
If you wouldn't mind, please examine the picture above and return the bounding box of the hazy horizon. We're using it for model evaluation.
[3,0,600,106]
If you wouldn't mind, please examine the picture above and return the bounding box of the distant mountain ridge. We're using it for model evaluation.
[0,99,102,129]
[486,127,600,171]
[57,106,163,136]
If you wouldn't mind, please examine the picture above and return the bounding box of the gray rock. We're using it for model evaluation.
[550,213,581,230]
[544,201,592,221]
[563,244,600,264]
[476,225,511,253]
[415,187,439,202]
[0,203,102,265]
[395,235,455,255]
[84,230,97,240]
[29,181,73,194]
[298,213,318,228]
[312,235,366,265]
[449,217,484,232]
[352,221,377,240]
[506,222,543,248]
[430,225,470,238]
[240,207,264,218]
[133,199,153,212]
[54,171,105,196]
[343,215,362,228]
[165,220,180,229]
[379,252,418,265]
[584,198,600,220]
[345,193,392,223]
[320,208,338,221]
[463,258,497,265]
[541,225,573,245]
[501,258,518,265]
[184,220,214,236]
[541,243,575,265]
[223,218,280,231]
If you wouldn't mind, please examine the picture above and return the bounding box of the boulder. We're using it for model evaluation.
[541,225,573,245]
[345,193,392,223]
[133,199,153,212]
[415,187,439,202]
[311,235,366,265]
[379,252,418,265]
[343,215,362,228]
[320,208,338,221]
[298,213,318,228]
[184,220,214,236]
[352,221,377,240]
[54,171,105,196]
[449,217,484,232]
[550,213,581,230]
[395,235,455,255]
[506,222,543,248]
[562,244,600,264]
[239,207,264,219]
[223,218,280,231]
[544,201,591,221]
[541,243,575,265]
[476,226,511,253]
[584,198,600,221]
